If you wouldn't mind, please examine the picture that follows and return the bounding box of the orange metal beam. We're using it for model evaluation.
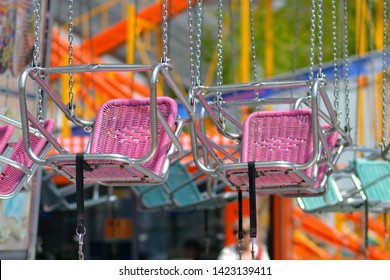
[80,0,197,56]
[51,29,151,99]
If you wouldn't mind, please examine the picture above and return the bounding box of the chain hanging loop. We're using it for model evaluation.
[68,0,76,115]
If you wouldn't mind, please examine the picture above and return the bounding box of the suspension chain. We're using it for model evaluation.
[216,0,225,129]
[68,0,75,114]
[195,0,203,86]
[161,0,169,63]
[33,0,43,123]
[249,0,259,104]
[381,0,389,149]
[331,0,340,123]
[188,0,196,87]
[309,0,317,84]
[343,0,351,135]
[249,0,257,83]
[317,0,324,77]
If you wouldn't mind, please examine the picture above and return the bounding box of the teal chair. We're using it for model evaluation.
[134,161,244,211]
[297,172,365,213]
[41,170,117,211]
[134,185,172,210]
[353,158,390,211]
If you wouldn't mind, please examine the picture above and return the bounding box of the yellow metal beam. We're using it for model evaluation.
[127,3,136,83]
[241,0,250,82]
[265,0,273,78]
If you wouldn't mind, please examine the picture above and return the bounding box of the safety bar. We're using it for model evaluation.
[19,62,193,167]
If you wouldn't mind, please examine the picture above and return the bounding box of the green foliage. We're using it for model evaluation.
[201,0,361,83]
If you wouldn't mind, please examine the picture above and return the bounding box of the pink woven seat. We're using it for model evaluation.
[226,110,338,193]
[0,119,55,198]
[56,97,178,184]
[0,125,14,154]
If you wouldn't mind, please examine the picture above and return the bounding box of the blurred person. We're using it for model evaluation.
[218,217,269,260]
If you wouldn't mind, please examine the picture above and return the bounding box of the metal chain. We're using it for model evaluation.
[216,0,225,129]
[249,0,259,105]
[195,0,203,86]
[33,0,44,123]
[309,0,317,85]
[68,0,75,114]
[381,0,389,149]
[317,0,324,77]
[331,0,339,123]
[249,0,257,84]
[161,0,169,63]
[188,0,196,87]
[343,0,351,135]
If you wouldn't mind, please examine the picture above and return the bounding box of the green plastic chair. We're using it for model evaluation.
[354,158,390,210]
[297,173,366,213]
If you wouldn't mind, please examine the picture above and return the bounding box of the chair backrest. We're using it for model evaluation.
[0,119,55,197]
[242,109,313,164]
[354,159,390,201]
[0,125,14,154]
[90,97,178,175]
[165,162,203,208]
[134,185,172,209]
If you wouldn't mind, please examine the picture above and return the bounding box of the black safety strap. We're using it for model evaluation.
[248,161,257,239]
[76,153,86,260]
[238,190,243,241]
[76,153,85,232]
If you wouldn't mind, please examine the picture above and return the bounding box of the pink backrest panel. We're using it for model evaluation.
[0,125,14,154]
[90,97,178,175]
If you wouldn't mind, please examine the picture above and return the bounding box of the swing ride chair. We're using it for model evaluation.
[189,78,352,197]
[351,158,390,213]
[41,176,117,212]
[0,114,54,199]
[133,149,242,212]
[297,171,368,213]
[18,62,194,187]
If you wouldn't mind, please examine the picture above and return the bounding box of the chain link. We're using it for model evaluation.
[33,0,44,124]
[309,0,317,85]
[216,0,225,129]
[68,0,75,114]
[331,0,339,123]
[381,0,389,149]
[195,0,203,86]
[188,0,196,87]
[249,0,259,104]
[161,0,169,63]
[343,0,351,135]
[317,0,324,76]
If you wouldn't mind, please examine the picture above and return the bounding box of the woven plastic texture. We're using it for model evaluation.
[165,162,203,207]
[61,97,178,182]
[354,159,390,201]
[0,125,14,154]
[0,119,55,196]
[228,110,339,192]
[229,110,313,188]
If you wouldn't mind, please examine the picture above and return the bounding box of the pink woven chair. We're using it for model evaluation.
[0,125,14,154]
[56,97,178,185]
[226,109,338,195]
[0,119,55,199]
